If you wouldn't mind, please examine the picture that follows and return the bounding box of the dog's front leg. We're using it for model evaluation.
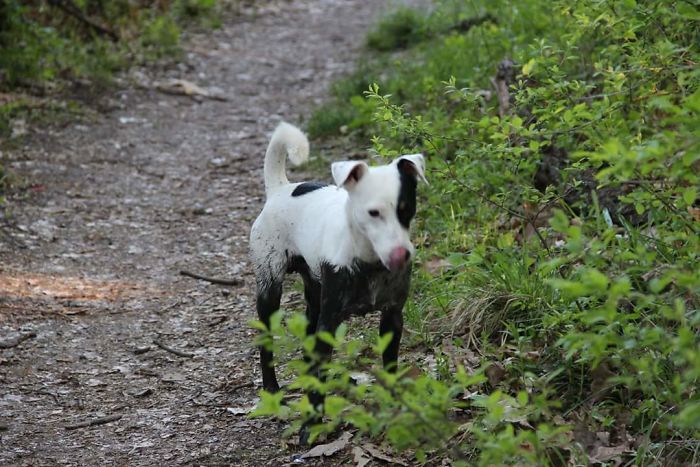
[380,307,404,372]
[301,275,322,336]
[299,264,349,445]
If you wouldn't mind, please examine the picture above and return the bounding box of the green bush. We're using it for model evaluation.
[0,0,225,91]
[0,0,223,208]
[271,0,700,464]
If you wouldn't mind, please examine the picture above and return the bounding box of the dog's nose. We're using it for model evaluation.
[388,247,410,271]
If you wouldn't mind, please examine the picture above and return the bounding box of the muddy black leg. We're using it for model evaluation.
[299,265,348,445]
[301,275,322,336]
[256,282,283,392]
[380,307,404,372]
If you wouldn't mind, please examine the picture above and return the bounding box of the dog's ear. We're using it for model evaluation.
[394,154,428,184]
[332,161,369,190]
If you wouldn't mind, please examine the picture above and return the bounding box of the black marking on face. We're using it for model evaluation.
[292,181,328,197]
[396,160,418,229]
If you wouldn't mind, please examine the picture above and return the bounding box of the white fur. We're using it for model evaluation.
[263,122,310,195]
[250,123,426,285]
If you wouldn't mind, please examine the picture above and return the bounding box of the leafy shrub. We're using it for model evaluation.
[253,311,577,465]
[267,0,700,464]
[0,0,223,209]
[0,0,225,91]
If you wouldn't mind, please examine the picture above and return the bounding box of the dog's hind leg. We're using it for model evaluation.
[256,279,283,392]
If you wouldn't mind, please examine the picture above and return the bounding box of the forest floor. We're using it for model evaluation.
[0,1,389,465]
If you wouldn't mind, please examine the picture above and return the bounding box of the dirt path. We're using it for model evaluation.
[0,1,386,464]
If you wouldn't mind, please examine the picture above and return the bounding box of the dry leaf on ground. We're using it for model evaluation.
[363,443,408,466]
[589,443,631,463]
[154,79,228,101]
[352,446,371,467]
[300,431,353,459]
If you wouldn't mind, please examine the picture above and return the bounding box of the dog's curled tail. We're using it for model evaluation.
[264,122,310,194]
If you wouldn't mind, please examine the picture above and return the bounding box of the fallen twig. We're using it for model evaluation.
[179,270,241,286]
[153,338,195,358]
[64,414,122,430]
[228,381,255,393]
[0,332,37,349]
[207,315,228,327]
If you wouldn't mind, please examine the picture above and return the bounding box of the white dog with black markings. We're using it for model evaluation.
[249,122,426,442]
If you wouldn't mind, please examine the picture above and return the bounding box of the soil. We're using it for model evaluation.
[0,1,390,465]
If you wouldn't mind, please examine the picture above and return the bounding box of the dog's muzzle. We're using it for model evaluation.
[388,246,411,271]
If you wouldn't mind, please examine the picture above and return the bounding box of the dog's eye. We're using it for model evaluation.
[368,209,380,218]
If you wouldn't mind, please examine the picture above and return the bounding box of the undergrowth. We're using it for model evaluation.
[0,0,222,89]
[0,0,232,205]
[256,0,700,465]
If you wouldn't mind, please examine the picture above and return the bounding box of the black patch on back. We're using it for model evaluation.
[396,160,418,228]
[292,182,328,197]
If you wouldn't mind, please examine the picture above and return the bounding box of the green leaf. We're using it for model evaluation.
[373,332,394,355]
[522,58,536,76]
[248,319,268,332]
[335,323,348,343]
[317,331,338,347]
[549,209,570,233]
[548,278,587,298]
[682,187,696,206]
[270,310,284,332]
[302,335,316,355]
[251,390,287,417]
[582,268,609,292]
[676,402,700,429]
[324,395,349,417]
[287,313,309,339]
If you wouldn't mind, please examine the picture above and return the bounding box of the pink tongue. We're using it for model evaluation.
[388,247,409,271]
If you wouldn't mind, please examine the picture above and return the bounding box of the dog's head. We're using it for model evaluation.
[332,154,427,271]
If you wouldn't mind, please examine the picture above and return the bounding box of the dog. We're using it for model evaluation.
[249,122,426,442]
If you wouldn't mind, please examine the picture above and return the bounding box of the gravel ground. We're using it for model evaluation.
[0,1,389,464]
